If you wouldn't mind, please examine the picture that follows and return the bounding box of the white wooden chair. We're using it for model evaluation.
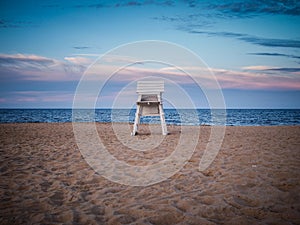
[131,81,168,135]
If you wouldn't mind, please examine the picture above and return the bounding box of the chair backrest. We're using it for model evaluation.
[136,81,164,95]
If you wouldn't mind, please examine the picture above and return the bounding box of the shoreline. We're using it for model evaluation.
[0,123,299,224]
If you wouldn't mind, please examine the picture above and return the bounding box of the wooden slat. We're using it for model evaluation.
[136,81,164,93]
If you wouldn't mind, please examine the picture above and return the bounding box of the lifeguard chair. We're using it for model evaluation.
[131,80,168,135]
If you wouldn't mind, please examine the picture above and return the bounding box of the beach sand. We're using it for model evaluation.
[0,123,299,224]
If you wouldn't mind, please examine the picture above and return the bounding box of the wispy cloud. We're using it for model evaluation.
[115,0,174,7]
[74,3,108,9]
[94,0,300,16]
[152,0,300,32]
[151,1,300,50]
[266,67,300,73]
[71,0,175,9]
[0,53,55,66]
[0,19,34,28]
[243,65,300,72]
[73,46,91,50]
[152,13,214,29]
[208,0,300,17]
[241,36,300,48]
[242,65,278,70]
[248,52,300,60]
[188,30,300,49]
[244,65,300,73]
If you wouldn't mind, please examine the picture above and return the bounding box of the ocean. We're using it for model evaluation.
[0,109,300,126]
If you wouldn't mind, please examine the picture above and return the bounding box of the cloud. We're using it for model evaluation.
[115,1,143,7]
[242,65,300,73]
[265,67,300,73]
[58,0,296,13]
[166,1,300,17]
[211,67,300,90]
[64,56,94,65]
[0,54,61,76]
[152,13,214,29]
[242,65,279,70]
[0,18,34,28]
[152,1,300,47]
[87,62,300,90]
[1,55,300,108]
[241,36,300,48]
[76,3,108,8]
[0,53,87,81]
[189,30,300,48]
[152,0,300,34]
[0,19,19,28]
[114,0,174,7]
[0,53,144,83]
[73,46,90,50]
[1,53,299,92]
[162,65,300,90]
[209,0,300,16]
[0,53,55,65]
[184,0,197,8]
[67,0,174,9]
[122,0,174,6]
[248,52,300,60]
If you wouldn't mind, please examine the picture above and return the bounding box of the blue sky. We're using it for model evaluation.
[0,0,300,108]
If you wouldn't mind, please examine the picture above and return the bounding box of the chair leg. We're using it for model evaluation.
[132,105,141,136]
[159,104,168,135]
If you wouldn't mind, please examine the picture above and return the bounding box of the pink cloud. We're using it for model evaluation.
[212,67,300,90]
[64,56,94,65]
[1,53,299,90]
[242,65,279,70]
[0,53,53,62]
[0,53,86,81]
[100,64,300,90]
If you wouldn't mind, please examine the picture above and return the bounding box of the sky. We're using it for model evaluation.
[0,0,300,108]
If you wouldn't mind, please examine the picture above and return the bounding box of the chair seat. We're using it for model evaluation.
[137,101,160,104]
[141,95,158,101]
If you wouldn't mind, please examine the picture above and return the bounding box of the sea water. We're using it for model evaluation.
[0,109,300,126]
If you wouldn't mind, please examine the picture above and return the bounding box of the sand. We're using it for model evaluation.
[0,123,299,224]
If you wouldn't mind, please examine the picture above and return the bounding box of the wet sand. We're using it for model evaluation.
[0,123,299,224]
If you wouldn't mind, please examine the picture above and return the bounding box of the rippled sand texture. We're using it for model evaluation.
[0,123,299,224]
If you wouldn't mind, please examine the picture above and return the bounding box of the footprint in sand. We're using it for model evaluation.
[233,195,259,208]
[49,191,64,206]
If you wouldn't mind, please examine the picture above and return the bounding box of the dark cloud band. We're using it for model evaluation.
[189,30,300,49]
[248,52,300,60]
